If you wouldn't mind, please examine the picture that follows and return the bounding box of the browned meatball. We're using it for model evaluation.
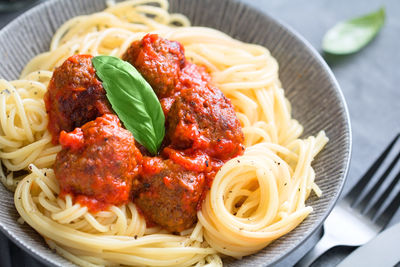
[134,157,205,232]
[44,54,113,144]
[122,34,185,98]
[166,65,244,160]
[54,114,142,212]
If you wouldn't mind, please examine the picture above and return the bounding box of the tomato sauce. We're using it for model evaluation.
[50,34,244,231]
[55,114,142,213]
[44,54,112,144]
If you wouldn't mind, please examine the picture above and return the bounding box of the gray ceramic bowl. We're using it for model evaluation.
[0,0,351,266]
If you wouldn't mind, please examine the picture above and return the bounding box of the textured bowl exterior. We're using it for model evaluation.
[0,0,351,266]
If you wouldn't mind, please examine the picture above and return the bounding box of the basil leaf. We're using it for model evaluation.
[323,7,385,55]
[92,55,165,155]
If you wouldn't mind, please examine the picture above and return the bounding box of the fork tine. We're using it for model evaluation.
[345,133,400,205]
[355,149,400,212]
[375,187,400,229]
[366,169,400,219]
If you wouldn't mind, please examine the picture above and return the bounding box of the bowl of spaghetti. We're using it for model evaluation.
[0,0,351,266]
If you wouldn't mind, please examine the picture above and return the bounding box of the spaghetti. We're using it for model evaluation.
[0,0,328,266]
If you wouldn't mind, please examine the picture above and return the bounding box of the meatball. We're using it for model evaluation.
[166,65,244,160]
[54,114,142,211]
[44,54,113,144]
[122,34,185,98]
[134,157,205,232]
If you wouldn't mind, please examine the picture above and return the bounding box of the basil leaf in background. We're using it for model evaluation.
[323,7,385,55]
[92,56,165,155]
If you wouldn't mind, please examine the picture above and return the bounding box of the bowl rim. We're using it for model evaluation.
[0,0,352,266]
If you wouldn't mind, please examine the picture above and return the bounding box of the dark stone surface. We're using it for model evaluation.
[0,0,399,266]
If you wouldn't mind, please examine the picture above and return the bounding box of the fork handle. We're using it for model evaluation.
[295,230,338,267]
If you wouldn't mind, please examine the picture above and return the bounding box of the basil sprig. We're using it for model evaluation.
[92,56,165,155]
[323,7,385,55]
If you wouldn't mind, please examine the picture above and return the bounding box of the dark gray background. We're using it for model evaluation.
[0,0,399,266]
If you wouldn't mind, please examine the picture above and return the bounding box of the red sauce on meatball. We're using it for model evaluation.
[44,54,113,144]
[135,157,204,232]
[124,34,244,231]
[48,34,244,231]
[122,34,185,99]
[54,114,142,213]
[166,67,245,160]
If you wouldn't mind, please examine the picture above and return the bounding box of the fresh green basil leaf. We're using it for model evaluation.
[92,55,165,155]
[323,7,385,55]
